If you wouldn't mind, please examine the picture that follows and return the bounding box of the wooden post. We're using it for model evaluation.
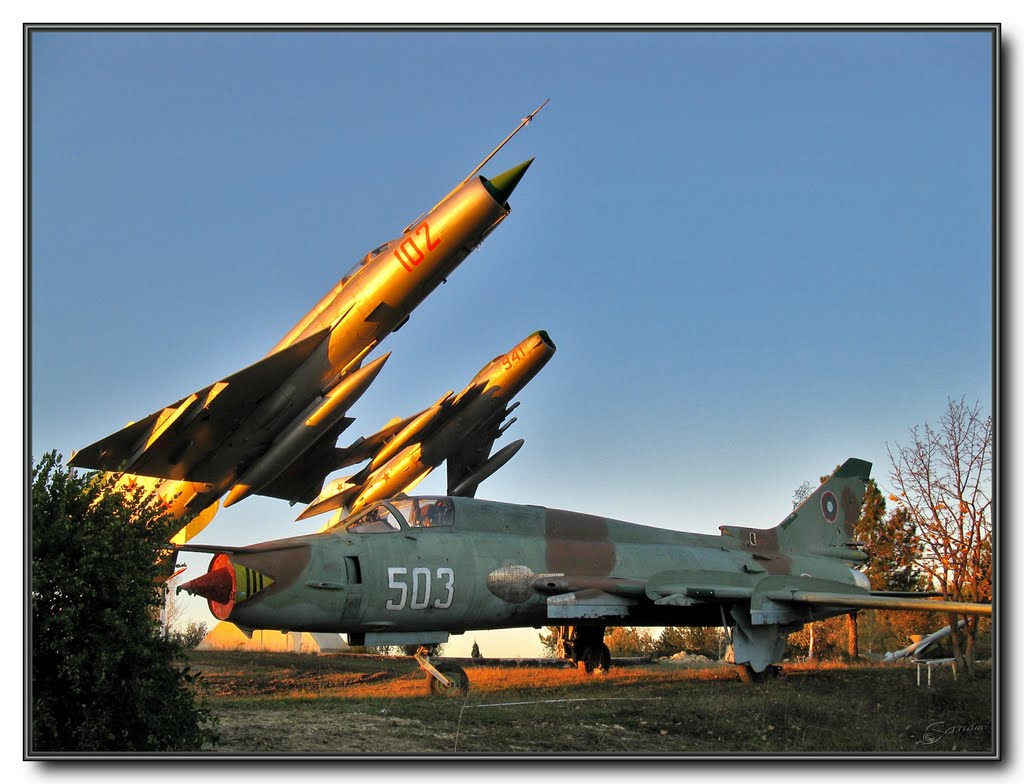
[847,611,859,660]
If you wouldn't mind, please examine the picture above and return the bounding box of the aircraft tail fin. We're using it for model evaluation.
[773,458,872,554]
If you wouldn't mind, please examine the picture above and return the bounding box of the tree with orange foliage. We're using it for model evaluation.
[603,626,655,657]
[887,397,992,677]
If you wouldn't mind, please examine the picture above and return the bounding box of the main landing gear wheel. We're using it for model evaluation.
[427,662,470,697]
[736,664,784,684]
[576,643,611,674]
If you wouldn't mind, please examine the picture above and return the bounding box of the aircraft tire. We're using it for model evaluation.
[428,662,470,697]
[575,646,593,673]
[576,644,611,675]
[736,664,784,684]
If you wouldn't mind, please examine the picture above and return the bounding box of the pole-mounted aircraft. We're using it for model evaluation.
[176,457,992,694]
[70,102,548,544]
[297,329,556,525]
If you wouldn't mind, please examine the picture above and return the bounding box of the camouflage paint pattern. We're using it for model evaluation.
[178,457,990,670]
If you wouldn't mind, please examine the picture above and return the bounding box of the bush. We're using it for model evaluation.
[172,621,210,650]
[31,452,218,752]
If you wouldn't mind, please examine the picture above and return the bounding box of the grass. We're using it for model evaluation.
[185,651,995,756]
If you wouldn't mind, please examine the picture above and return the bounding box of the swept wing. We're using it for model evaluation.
[71,328,330,484]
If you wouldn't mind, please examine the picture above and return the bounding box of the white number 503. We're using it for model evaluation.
[385,567,454,611]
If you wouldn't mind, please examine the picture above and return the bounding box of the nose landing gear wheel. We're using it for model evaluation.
[576,643,611,674]
[736,664,784,683]
[427,662,470,697]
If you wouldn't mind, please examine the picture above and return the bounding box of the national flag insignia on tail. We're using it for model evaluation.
[821,491,838,523]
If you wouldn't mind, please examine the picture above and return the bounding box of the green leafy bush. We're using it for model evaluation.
[31,452,218,752]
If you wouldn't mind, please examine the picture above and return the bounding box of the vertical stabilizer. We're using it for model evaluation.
[774,458,872,553]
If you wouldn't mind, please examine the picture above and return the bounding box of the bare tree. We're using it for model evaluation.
[163,576,189,633]
[792,481,814,509]
[887,397,993,676]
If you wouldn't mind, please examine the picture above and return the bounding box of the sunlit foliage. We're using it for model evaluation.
[172,621,210,650]
[31,452,218,752]
[654,626,723,659]
[887,397,993,676]
[603,627,655,657]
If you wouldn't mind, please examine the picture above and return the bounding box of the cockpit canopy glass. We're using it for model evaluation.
[333,498,454,534]
[343,503,402,534]
[340,242,392,287]
[389,497,454,529]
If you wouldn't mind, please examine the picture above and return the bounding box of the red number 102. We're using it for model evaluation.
[394,222,440,272]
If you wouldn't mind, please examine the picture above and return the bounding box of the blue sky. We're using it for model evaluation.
[29,29,994,655]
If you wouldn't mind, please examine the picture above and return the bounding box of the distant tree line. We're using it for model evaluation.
[538,625,724,660]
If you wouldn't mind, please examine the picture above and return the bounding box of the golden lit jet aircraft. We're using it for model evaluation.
[71,102,547,543]
[297,329,556,525]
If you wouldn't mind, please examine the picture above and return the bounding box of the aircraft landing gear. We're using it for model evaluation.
[415,645,470,697]
[723,605,790,684]
[576,643,611,674]
[735,663,784,684]
[554,625,611,675]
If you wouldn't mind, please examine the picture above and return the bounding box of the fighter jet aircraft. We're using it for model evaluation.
[297,329,556,524]
[176,457,992,694]
[70,102,547,543]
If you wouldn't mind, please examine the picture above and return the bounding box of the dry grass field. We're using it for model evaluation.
[186,650,995,757]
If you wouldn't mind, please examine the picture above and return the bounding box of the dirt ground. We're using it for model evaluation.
[187,651,995,756]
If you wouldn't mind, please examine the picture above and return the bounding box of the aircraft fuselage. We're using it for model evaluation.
[187,496,866,638]
[200,172,520,500]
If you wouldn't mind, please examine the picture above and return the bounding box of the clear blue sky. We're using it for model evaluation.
[29,30,994,655]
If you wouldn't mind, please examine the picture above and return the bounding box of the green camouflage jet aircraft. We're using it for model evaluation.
[70,102,547,544]
[177,457,991,694]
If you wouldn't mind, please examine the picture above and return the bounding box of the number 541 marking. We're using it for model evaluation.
[385,567,454,611]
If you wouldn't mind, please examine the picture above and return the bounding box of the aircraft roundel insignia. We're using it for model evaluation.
[821,491,839,523]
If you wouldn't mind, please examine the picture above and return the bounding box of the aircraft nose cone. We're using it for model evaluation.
[483,158,534,203]
[178,565,234,605]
